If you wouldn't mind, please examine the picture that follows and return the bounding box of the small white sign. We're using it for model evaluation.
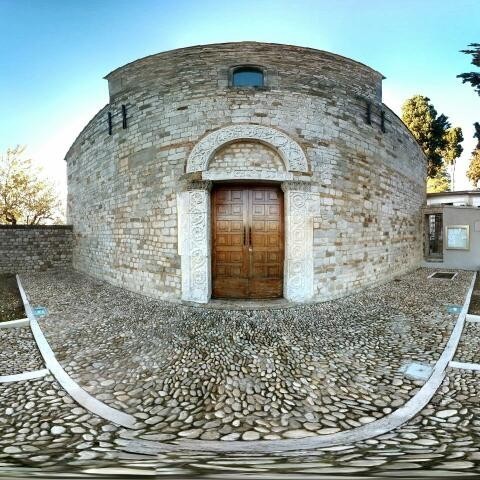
[446,225,470,250]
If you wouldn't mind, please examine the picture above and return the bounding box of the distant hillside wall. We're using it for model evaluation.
[0,225,73,273]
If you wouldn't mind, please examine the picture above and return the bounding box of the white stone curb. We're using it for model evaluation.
[16,275,136,429]
[118,272,477,453]
[0,318,29,329]
[466,313,480,323]
[449,360,480,372]
[0,368,49,383]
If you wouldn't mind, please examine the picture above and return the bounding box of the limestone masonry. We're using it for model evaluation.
[65,42,426,304]
[0,226,73,274]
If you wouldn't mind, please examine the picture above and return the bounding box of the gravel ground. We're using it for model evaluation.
[468,293,480,315]
[0,274,25,322]
[0,327,44,376]
[455,322,480,364]
[20,267,473,442]
[467,274,480,314]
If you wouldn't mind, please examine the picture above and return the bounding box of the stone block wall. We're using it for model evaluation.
[0,226,73,274]
[209,142,285,173]
[65,42,426,303]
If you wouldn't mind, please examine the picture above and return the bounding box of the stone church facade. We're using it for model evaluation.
[65,42,426,304]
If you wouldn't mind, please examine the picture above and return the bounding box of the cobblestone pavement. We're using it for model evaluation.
[455,322,480,364]
[1,267,479,477]
[1,370,479,477]
[20,268,472,442]
[0,376,120,467]
[0,327,44,376]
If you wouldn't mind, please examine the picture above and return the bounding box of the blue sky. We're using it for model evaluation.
[1,0,479,196]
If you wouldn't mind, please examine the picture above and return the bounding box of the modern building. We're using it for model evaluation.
[65,42,426,304]
[424,190,480,270]
[427,190,480,208]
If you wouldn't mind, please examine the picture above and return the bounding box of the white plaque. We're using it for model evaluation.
[446,225,470,250]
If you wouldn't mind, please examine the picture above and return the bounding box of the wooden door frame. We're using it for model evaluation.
[211,182,285,299]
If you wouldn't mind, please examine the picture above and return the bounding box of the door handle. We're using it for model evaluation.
[243,226,246,246]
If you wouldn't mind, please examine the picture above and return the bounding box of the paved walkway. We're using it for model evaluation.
[0,267,479,477]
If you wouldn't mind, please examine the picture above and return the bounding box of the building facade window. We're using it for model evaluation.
[232,66,264,87]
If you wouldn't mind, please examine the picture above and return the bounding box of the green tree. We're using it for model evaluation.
[427,165,451,193]
[466,123,480,189]
[441,127,463,189]
[0,146,62,225]
[401,95,458,178]
[457,43,480,95]
[467,149,480,188]
[474,122,480,149]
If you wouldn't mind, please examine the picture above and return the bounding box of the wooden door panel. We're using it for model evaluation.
[212,184,283,299]
[212,186,248,298]
[248,186,284,298]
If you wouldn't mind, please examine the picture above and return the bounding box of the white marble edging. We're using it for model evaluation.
[0,318,29,329]
[466,313,480,323]
[449,360,480,372]
[16,275,136,429]
[0,369,49,383]
[118,272,477,453]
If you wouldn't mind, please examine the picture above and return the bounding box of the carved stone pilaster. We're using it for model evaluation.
[283,183,314,302]
[178,187,211,303]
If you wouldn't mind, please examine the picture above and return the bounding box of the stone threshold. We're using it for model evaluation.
[182,297,296,310]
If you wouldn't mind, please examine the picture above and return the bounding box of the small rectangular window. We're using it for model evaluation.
[232,67,264,87]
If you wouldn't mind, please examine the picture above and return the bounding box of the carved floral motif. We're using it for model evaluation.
[203,170,294,182]
[284,188,314,302]
[186,125,308,173]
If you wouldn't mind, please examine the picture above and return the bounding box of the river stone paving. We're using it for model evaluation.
[455,322,480,364]
[20,267,473,442]
[113,369,480,477]
[0,327,44,376]
[0,376,120,467]
[0,370,479,477]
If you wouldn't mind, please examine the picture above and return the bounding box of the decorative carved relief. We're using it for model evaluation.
[178,189,211,303]
[186,125,308,173]
[283,186,314,302]
[203,170,294,182]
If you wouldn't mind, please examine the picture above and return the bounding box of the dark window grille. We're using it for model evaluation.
[232,67,264,87]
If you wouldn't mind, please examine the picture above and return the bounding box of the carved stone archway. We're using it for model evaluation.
[186,124,309,173]
[179,125,314,304]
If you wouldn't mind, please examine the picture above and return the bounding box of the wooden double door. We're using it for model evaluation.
[212,184,284,299]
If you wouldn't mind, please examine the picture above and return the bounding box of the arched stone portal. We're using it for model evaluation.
[179,124,314,304]
[186,124,309,173]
